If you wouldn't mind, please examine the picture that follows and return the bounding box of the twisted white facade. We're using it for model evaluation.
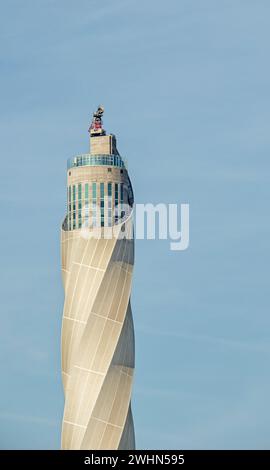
[60,110,135,450]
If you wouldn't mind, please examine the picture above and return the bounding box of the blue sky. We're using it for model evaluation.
[0,0,270,449]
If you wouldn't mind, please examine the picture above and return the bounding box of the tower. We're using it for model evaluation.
[61,107,135,450]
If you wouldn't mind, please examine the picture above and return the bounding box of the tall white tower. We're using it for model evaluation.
[61,107,135,449]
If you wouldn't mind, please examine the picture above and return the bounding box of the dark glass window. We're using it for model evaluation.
[100,183,104,199]
[108,182,112,197]
[114,183,119,223]
[92,183,97,227]
[92,182,97,199]
[115,183,119,207]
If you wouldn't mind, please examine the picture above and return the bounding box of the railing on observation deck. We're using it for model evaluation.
[67,154,126,170]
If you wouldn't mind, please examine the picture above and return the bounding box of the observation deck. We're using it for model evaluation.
[67,153,126,170]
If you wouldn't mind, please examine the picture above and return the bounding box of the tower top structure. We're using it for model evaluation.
[88,105,118,156]
[88,105,106,136]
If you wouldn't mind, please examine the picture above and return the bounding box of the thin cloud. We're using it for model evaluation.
[0,411,58,428]
[137,324,270,354]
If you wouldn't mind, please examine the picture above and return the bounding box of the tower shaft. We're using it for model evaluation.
[61,111,135,449]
